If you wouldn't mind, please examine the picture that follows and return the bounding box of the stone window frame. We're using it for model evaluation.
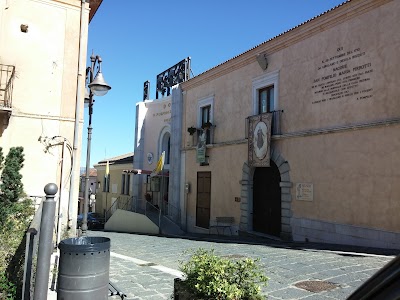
[252,70,280,115]
[197,95,214,128]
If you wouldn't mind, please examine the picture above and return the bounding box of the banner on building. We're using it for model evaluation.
[248,113,272,167]
[196,129,206,164]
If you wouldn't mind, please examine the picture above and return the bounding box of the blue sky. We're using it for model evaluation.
[82,0,346,167]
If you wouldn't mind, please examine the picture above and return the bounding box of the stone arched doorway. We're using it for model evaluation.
[253,161,281,237]
[239,150,293,240]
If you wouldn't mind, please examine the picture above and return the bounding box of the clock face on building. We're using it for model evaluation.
[253,121,268,160]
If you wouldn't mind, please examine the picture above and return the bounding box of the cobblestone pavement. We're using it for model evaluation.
[88,231,398,300]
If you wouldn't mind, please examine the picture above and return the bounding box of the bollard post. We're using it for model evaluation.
[33,183,58,300]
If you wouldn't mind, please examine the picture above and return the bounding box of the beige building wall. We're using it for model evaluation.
[95,156,134,216]
[0,0,90,233]
[180,0,400,248]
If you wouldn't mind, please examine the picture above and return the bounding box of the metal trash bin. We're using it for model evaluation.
[57,236,110,300]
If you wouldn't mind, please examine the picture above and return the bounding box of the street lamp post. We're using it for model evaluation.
[82,53,111,235]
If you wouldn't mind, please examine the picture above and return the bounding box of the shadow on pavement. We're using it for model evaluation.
[92,228,399,256]
[161,232,400,257]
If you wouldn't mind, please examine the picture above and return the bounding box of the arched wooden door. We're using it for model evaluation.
[253,161,281,237]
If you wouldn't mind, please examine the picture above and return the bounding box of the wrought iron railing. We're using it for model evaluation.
[22,186,58,300]
[0,64,15,108]
[115,196,183,232]
[22,201,43,300]
[105,196,132,222]
[132,196,146,214]
[144,200,162,230]
[161,200,181,226]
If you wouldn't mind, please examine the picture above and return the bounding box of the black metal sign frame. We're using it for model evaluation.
[156,57,191,99]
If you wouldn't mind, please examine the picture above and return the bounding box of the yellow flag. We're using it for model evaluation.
[104,160,110,190]
[105,160,110,176]
[151,151,165,177]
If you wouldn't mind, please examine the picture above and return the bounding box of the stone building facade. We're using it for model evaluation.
[178,0,400,249]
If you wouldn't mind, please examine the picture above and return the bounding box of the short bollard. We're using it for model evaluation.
[33,183,58,300]
[57,236,110,300]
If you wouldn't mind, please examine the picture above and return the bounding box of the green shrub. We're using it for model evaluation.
[178,248,268,300]
[0,273,16,300]
[0,147,25,204]
[0,146,32,299]
[0,199,34,300]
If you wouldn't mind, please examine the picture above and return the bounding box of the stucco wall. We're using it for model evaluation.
[0,0,88,233]
[95,161,133,214]
[283,125,400,232]
[133,97,171,204]
[184,144,247,229]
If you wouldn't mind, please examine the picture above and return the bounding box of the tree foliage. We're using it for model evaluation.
[0,147,25,203]
[0,199,34,300]
[0,147,32,299]
[0,147,4,171]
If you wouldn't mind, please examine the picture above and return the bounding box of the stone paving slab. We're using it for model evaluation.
[86,231,397,300]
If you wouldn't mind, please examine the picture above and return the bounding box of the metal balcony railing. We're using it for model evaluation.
[271,110,283,135]
[0,64,15,109]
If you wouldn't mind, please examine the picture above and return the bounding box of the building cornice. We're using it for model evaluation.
[180,0,392,91]
[88,0,103,22]
[182,116,400,152]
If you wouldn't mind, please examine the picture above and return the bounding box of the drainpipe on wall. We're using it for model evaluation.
[68,0,87,230]
[56,139,66,245]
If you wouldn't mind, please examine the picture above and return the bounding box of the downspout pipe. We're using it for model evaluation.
[68,0,87,230]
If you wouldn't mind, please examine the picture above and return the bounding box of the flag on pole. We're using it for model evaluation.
[151,151,165,177]
[105,160,110,191]
[105,160,110,175]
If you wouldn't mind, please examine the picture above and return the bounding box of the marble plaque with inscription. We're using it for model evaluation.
[296,183,313,201]
[311,47,374,105]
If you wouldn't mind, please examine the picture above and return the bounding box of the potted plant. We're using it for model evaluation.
[144,193,152,202]
[201,121,213,130]
[174,248,268,300]
[187,126,197,135]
